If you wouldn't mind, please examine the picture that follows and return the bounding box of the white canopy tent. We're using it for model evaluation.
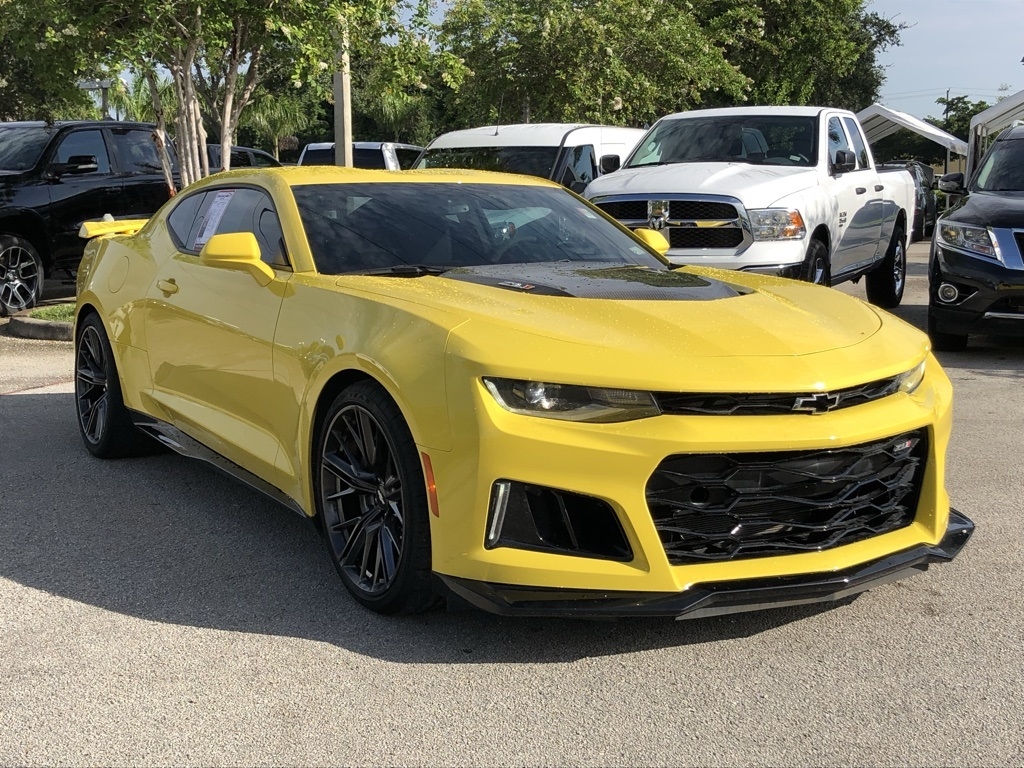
[967,88,1024,177]
[856,103,968,157]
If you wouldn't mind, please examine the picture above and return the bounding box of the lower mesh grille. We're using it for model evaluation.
[646,430,928,565]
[668,228,744,249]
[595,200,646,220]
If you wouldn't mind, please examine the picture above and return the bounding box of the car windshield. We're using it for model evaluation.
[973,139,1024,192]
[0,126,53,171]
[415,146,560,179]
[626,115,818,168]
[292,182,666,275]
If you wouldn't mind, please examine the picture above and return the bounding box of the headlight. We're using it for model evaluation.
[483,378,660,423]
[896,360,926,394]
[938,222,998,259]
[748,208,806,241]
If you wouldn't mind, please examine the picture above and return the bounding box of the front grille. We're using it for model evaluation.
[646,430,928,565]
[670,201,737,219]
[1014,232,1024,259]
[668,228,744,249]
[989,295,1024,314]
[595,200,646,220]
[654,375,902,416]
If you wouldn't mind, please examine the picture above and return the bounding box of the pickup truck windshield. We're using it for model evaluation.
[0,126,53,172]
[292,182,665,275]
[627,116,818,169]
[973,139,1024,192]
[416,146,560,179]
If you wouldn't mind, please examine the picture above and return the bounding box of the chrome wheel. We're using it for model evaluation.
[76,324,109,446]
[320,403,406,597]
[892,237,906,297]
[0,241,41,314]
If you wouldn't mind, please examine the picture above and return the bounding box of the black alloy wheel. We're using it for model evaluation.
[866,224,906,308]
[801,239,831,286]
[0,235,43,316]
[316,381,434,614]
[75,313,153,458]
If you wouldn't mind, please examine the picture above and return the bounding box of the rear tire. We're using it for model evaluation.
[314,381,435,614]
[801,239,831,286]
[0,234,43,317]
[75,313,155,458]
[928,310,968,352]
[865,224,906,308]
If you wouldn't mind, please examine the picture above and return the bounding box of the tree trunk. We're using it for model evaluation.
[143,67,177,197]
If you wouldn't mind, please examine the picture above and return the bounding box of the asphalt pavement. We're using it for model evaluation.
[0,242,1021,766]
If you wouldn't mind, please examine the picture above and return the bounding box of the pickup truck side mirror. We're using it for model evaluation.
[599,154,621,174]
[51,155,100,176]
[832,150,857,175]
[938,172,965,194]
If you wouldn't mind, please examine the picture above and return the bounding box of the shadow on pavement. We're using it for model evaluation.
[1,391,853,664]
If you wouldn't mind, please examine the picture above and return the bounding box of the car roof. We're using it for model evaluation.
[426,123,646,149]
[301,141,425,151]
[0,120,157,130]
[186,165,562,189]
[657,106,831,121]
[997,125,1024,140]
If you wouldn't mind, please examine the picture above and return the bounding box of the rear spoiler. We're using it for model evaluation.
[79,217,149,240]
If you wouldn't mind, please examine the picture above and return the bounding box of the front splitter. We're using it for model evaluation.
[436,509,974,619]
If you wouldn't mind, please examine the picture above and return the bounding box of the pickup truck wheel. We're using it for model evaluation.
[801,239,831,286]
[927,310,968,352]
[0,235,43,317]
[865,224,906,308]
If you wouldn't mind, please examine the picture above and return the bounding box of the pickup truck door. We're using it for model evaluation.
[824,116,882,277]
[107,127,175,218]
[45,128,123,272]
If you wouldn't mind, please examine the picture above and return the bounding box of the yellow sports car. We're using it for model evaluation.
[74,167,973,618]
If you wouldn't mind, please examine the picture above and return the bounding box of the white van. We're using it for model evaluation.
[414,123,645,192]
[298,141,424,170]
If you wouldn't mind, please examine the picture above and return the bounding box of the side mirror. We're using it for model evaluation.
[200,232,275,286]
[599,154,621,174]
[632,227,670,257]
[938,172,965,194]
[50,155,99,176]
[832,150,857,175]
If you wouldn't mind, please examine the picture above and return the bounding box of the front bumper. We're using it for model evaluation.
[438,509,974,619]
[664,238,808,272]
[930,242,1024,337]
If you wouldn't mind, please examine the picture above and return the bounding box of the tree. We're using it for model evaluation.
[437,0,746,128]
[240,89,315,159]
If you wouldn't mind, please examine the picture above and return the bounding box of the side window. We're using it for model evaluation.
[167,191,209,250]
[842,117,871,170]
[55,130,110,173]
[110,129,164,174]
[189,188,288,268]
[827,117,852,167]
[559,145,597,192]
[251,150,277,168]
[230,149,252,168]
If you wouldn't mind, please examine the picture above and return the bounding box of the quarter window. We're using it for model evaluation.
[55,130,110,173]
[110,129,168,174]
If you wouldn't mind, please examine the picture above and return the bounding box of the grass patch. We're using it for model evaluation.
[28,303,75,323]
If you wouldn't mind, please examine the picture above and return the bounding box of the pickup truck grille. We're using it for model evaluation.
[592,196,746,251]
[646,430,927,565]
[668,228,744,249]
[595,200,647,220]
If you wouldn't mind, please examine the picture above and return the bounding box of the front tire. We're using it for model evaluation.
[865,224,906,308]
[314,381,435,614]
[0,234,43,316]
[75,313,154,458]
[801,239,831,286]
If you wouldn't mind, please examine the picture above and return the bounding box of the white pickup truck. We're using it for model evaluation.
[585,106,916,307]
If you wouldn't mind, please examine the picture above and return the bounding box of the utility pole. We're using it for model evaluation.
[333,20,353,168]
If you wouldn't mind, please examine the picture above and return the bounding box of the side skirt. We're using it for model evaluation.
[130,410,307,518]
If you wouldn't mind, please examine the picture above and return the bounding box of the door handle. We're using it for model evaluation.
[157,278,179,296]
[855,187,867,195]
[874,184,885,192]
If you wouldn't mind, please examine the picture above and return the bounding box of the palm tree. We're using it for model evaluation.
[108,73,176,124]
[242,91,313,160]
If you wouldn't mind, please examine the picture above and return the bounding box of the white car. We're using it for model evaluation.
[585,107,917,307]
[297,141,424,170]
[415,123,645,192]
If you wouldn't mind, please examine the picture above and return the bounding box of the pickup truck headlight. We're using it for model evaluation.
[748,208,807,241]
[483,378,660,423]
[938,222,999,259]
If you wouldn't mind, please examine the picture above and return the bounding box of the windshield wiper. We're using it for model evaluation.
[348,264,453,277]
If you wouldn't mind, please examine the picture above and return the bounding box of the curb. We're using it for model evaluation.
[7,315,73,342]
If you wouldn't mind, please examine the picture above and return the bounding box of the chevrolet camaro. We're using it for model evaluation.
[74,167,973,618]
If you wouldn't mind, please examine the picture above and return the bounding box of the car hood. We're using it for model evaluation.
[586,163,819,208]
[944,189,1024,229]
[339,264,927,392]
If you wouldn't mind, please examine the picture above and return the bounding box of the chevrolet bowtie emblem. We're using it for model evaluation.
[792,392,841,414]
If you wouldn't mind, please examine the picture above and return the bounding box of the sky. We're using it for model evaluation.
[868,0,1022,119]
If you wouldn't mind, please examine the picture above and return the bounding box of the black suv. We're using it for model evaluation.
[929,125,1024,350]
[0,121,173,315]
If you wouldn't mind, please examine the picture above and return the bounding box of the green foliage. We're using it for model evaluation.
[28,303,75,322]
[438,0,747,128]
